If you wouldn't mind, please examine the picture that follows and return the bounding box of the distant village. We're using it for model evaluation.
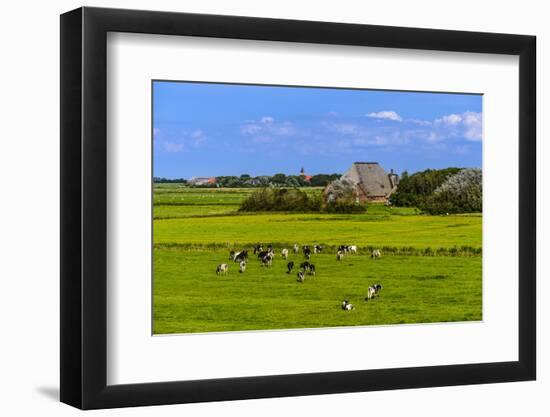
[154,162,400,204]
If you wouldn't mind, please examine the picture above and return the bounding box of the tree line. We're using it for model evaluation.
[390,168,482,214]
[154,173,341,187]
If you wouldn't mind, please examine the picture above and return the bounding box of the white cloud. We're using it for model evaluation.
[409,119,432,126]
[158,128,207,153]
[241,123,262,135]
[327,110,482,149]
[428,132,439,142]
[454,145,471,155]
[191,129,204,139]
[233,109,481,157]
[190,129,207,146]
[436,113,462,125]
[251,135,274,143]
[434,111,482,141]
[163,142,185,153]
[366,110,403,122]
[331,123,359,135]
[462,111,482,141]
[241,117,300,142]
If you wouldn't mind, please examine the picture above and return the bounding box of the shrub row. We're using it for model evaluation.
[238,187,366,213]
[154,242,482,257]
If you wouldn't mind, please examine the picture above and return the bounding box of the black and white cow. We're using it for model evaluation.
[257,250,269,260]
[286,261,294,274]
[308,264,316,276]
[336,250,344,261]
[233,250,248,262]
[365,284,383,301]
[253,244,263,255]
[371,249,381,260]
[303,246,311,260]
[281,248,289,259]
[216,263,229,275]
[229,250,235,260]
[261,253,273,267]
[239,260,247,273]
[299,261,311,272]
[293,243,299,254]
[297,270,305,283]
[313,245,324,254]
[341,300,354,311]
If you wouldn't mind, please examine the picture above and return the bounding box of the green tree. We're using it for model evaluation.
[390,167,461,207]
[422,168,482,214]
[271,173,287,185]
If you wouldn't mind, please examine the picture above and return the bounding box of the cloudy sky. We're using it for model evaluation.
[153,81,482,178]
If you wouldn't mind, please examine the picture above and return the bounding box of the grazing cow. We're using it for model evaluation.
[293,243,299,254]
[365,284,383,301]
[239,260,247,273]
[313,245,324,254]
[371,249,381,260]
[216,263,229,275]
[234,250,248,262]
[299,261,311,272]
[281,248,289,259]
[261,254,273,267]
[336,250,344,261]
[348,245,358,254]
[365,286,376,301]
[308,264,316,276]
[257,250,269,260]
[229,250,235,260]
[303,246,312,260]
[297,270,305,283]
[253,244,263,254]
[338,245,348,253]
[286,261,294,274]
[341,300,354,311]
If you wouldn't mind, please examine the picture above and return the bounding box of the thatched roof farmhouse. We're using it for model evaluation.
[325,162,399,204]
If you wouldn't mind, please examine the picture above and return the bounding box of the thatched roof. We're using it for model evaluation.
[343,162,398,198]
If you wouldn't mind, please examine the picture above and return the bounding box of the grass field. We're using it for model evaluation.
[153,184,482,334]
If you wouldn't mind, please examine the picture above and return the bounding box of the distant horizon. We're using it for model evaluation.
[153,81,482,178]
[154,163,481,181]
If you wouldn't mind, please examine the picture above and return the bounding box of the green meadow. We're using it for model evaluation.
[153,184,482,334]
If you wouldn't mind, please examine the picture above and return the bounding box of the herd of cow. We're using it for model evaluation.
[214,243,384,311]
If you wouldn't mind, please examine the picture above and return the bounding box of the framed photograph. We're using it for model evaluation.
[60,6,536,409]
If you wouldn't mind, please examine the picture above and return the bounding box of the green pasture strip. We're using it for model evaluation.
[154,204,240,219]
[153,212,482,249]
[153,250,482,334]
[154,193,249,206]
[153,187,324,206]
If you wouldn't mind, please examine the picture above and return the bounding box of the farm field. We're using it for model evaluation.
[153,185,482,334]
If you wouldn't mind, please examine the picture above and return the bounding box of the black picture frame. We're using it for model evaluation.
[60,6,536,410]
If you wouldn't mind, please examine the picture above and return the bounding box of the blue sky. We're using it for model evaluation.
[153,81,482,178]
